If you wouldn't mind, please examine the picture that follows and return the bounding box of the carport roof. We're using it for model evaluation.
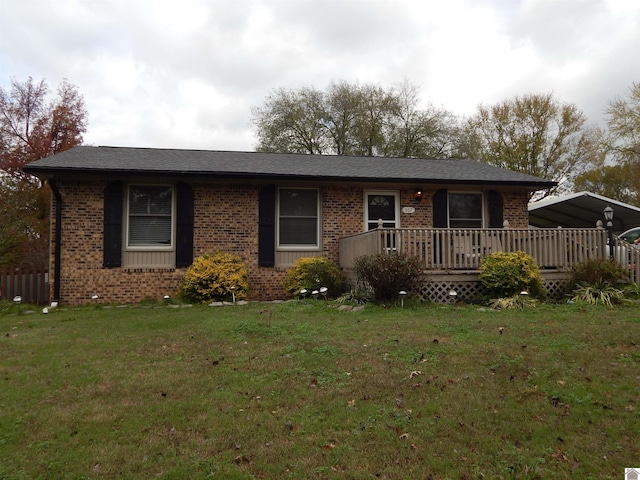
[528,191,640,233]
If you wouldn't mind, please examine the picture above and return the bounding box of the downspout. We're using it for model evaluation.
[48,177,62,303]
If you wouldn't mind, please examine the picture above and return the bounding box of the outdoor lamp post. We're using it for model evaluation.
[319,287,328,300]
[399,290,407,308]
[604,205,614,260]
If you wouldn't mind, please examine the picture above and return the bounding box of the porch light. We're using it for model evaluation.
[414,189,423,201]
[399,290,407,308]
[603,206,614,259]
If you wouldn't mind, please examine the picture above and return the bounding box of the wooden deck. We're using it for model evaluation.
[339,227,640,285]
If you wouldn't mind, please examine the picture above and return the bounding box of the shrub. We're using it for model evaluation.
[569,258,628,291]
[179,252,249,303]
[283,257,345,298]
[568,258,630,306]
[353,252,422,302]
[479,251,545,299]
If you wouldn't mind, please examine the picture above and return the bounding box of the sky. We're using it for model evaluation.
[1,0,639,152]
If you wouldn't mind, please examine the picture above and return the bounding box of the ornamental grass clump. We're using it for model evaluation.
[283,257,345,298]
[479,251,545,300]
[179,252,249,303]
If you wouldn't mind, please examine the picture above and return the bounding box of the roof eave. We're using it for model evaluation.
[24,165,556,190]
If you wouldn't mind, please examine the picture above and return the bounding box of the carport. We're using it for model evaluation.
[528,191,640,233]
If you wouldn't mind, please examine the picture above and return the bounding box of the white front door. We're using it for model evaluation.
[365,191,399,230]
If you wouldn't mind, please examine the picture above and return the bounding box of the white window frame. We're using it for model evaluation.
[277,187,320,250]
[364,190,400,231]
[125,183,175,250]
[448,191,484,228]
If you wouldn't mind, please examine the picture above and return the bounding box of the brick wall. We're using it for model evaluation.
[50,179,533,305]
[501,190,530,228]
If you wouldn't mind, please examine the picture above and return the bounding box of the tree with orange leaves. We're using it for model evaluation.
[0,77,87,266]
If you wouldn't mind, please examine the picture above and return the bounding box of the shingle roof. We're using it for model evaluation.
[24,146,556,188]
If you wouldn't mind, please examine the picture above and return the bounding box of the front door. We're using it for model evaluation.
[365,192,399,230]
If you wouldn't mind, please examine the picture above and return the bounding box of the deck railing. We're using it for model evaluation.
[612,237,640,285]
[339,227,609,271]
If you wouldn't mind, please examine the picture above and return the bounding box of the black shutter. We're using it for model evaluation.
[432,189,448,228]
[103,181,123,267]
[258,185,276,267]
[176,182,194,268]
[488,190,504,228]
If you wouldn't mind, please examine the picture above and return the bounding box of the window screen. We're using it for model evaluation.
[278,188,318,247]
[448,193,483,228]
[128,185,173,247]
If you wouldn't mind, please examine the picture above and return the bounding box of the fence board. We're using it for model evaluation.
[0,266,49,305]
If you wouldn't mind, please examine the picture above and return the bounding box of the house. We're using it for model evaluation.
[25,146,560,305]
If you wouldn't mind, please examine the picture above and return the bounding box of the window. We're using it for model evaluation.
[127,185,173,248]
[448,192,483,228]
[365,191,399,230]
[278,188,319,248]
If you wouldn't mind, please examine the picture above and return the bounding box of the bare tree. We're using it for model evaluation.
[575,82,640,204]
[251,86,326,154]
[460,93,600,198]
[251,80,458,158]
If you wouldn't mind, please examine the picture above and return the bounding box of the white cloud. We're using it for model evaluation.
[1,0,638,150]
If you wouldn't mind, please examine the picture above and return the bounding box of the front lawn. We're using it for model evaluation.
[1,301,638,479]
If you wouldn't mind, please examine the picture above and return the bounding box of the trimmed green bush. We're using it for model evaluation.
[479,251,545,299]
[283,257,345,298]
[179,252,249,303]
[353,252,422,302]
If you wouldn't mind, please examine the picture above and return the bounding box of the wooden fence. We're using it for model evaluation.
[0,266,49,305]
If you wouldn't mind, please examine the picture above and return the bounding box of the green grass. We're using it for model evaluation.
[0,300,639,479]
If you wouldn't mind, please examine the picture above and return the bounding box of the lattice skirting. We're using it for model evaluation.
[343,270,572,304]
[415,271,572,303]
